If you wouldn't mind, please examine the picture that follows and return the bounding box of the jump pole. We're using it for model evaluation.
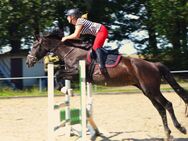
[87,82,93,115]
[79,60,87,141]
[47,63,55,141]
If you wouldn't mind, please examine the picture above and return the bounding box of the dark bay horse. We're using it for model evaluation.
[26,34,188,139]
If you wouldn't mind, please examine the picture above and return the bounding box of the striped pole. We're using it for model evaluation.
[47,63,55,141]
[79,60,87,141]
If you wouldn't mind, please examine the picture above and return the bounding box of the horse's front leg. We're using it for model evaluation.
[55,68,79,90]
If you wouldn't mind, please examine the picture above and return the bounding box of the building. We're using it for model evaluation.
[0,51,45,89]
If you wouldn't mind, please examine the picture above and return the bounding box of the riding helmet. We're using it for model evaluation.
[65,8,81,18]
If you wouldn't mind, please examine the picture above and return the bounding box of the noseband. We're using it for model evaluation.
[27,54,38,63]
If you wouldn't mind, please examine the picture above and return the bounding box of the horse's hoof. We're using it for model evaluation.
[180,126,187,134]
[165,135,174,141]
[165,129,171,137]
[90,130,101,141]
[95,129,101,136]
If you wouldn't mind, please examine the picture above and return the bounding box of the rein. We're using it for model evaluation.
[61,48,75,60]
[48,41,76,60]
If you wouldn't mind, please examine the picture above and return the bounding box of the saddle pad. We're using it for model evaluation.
[87,53,122,68]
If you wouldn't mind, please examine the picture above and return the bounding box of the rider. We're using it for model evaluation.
[61,8,108,76]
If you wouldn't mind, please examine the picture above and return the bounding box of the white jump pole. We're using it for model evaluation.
[65,80,71,136]
[65,78,72,136]
[87,82,93,115]
[79,60,87,141]
[47,63,55,141]
[65,80,71,89]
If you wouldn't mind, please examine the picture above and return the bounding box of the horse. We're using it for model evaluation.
[26,33,188,140]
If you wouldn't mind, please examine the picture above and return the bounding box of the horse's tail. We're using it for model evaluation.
[156,62,188,104]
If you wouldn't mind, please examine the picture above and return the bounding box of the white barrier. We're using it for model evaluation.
[47,63,55,141]
[79,60,87,141]
[47,63,72,141]
[79,60,99,140]
[47,61,98,141]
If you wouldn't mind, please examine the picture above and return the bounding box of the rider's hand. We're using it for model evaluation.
[61,37,67,42]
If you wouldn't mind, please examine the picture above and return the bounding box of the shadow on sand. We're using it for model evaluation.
[91,131,188,141]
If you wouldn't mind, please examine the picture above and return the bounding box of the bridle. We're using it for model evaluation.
[27,40,42,62]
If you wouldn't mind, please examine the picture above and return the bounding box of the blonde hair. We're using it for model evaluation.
[81,13,88,19]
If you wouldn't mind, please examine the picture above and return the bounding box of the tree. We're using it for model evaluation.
[148,0,188,69]
[0,0,69,52]
[1,0,187,70]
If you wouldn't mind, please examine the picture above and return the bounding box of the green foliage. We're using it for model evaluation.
[0,0,187,69]
[135,0,188,69]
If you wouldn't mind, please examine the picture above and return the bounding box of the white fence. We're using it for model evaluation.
[0,70,188,91]
[0,76,48,91]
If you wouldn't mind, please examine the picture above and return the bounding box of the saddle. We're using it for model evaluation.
[65,39,122,67]
[87,48,122,81]
[87,48,121,68]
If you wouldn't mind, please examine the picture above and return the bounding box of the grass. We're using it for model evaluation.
[0,87,61,98]
[0,82,188,98]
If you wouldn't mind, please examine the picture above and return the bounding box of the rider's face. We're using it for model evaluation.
[67,16,76,25]
[67,16,71,23]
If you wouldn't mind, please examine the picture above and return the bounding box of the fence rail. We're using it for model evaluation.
[0,70,188,91]
[171,70,188,73]
[0,76,47,80]
[0,70,188,81]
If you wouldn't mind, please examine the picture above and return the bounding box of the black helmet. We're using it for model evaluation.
[65,8,81,18]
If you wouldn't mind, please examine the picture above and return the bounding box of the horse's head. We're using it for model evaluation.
[26,34,61,67]
[26,29,90,68]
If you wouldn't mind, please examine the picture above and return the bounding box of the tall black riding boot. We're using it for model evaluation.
[95,48,109,78]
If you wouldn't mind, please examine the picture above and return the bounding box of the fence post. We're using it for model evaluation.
[47,63,55,141]
[39,78,43,92]
[79,60,87,141]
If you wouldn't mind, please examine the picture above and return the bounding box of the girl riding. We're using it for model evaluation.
[61,8,108,76]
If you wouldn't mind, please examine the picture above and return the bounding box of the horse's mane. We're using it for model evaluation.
[43,29,92,50]
[44,29,64,40]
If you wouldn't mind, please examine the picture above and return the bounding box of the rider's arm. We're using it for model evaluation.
[61,25,83,42]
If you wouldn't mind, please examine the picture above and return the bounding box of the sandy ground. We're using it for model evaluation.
[0,92,188,141]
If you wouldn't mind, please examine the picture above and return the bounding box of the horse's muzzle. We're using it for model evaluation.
[26,54,37,67]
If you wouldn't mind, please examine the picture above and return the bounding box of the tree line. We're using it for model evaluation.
[0,0,187,69]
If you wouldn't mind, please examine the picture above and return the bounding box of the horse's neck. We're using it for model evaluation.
[56,45,88,68]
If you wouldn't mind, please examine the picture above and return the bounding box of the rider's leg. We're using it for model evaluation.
[93,25,109,77]
[95,48,107,74]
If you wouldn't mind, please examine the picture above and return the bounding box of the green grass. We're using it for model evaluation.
[0,87,61,98]
[92,82,188,94]
[0,82,188,98]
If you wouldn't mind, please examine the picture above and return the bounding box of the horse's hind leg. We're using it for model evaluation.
[155,92,187,134]
[148,97,172,139]
[137,84,172,139]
